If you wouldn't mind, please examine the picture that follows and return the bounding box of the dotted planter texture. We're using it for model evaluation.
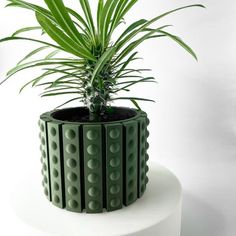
[39,107,149,213]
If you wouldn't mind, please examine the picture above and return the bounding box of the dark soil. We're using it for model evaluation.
[51,107,137,123]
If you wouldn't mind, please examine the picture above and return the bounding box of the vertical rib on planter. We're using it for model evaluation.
[137,116,147,198]
[123,121,138,206]
[105,123,123,211]
[145,116,150,185]
[39,118,51,201]
[83,125,103,213]
[63,124,82,212]
[48,122,65,208]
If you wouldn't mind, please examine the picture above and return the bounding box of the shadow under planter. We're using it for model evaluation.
[39,107,150,213]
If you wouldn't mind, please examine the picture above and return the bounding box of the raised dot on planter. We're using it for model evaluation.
[86,130,98,141]
[52,155,58,164]
[110,185,120,195]
[67,158,77,168]
[68,186,78,196]
[128,180,134,188]
[54,195,60,204]
[128,140,134,148]
[44,188,48,196]
[87,159,99,169]
[54,182,59,191]
[50,127,57,136]
[87,173,99,184]
[87,145,98,155]
[53,169,59,178]
[65,129,76,140]
[141,184,145,193]
[41,137,46,145]
[66,144,77,154]
[141,160,145,168]
[110,198,121,208]
[128,154,134,162]
[110,157,120,168]
[40,124,44,132]
[43,176,48,184]
[67,172,77,182]
[128,166,134,176]
[128,192,134,202]
[51,141,57,150]
[141,135,145,143]
[141,172,145,181]
[110,171,120,181]
[109,129,120,139]
[42,150,46,158]
[43,163,47,171]
[88,187,100,197]
[88,200,100,211]
[68,199,78,209]
[141,122,145,130]
[110,143,120,154]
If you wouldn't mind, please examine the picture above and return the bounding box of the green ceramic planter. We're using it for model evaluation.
[39,107,149,213]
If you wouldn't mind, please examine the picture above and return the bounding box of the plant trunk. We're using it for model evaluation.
[89,110,100,122]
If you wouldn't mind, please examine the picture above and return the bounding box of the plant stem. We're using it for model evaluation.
[89,110,100,122]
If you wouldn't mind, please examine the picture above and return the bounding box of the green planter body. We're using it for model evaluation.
[39,107,149,213]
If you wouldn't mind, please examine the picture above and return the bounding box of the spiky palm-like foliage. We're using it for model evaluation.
[0,0,204,120]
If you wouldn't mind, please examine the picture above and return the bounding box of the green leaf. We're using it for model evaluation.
[108,0,129,35]
[41,68,84,80]
[116,19,147,43]
[1,59,81,85]
[0,36,62,49]
[91,46,117,83]
[115,32,165,63]
[12,26,42,36]
[55,97,83,109]
[157,29,198,60]
[118,0,138,21]
[111,97,155,103]
[45,50,61,59]
[7,0,55,21]
[131,99,141,111]
[79,0,96,42]
[100,0,120,46]
[41,91,80,97]
[41,86,80,96]
[67,7,90,32]
[5,3,18,8]
[17,46,49,65]
[97,0,104,33]
[35,12,96,61]
[19,78,36,93]
[115,52,138,77]
[114,77,156,93]
[32,67,66,87]
[115,4,205,49]
[44,0,88,48]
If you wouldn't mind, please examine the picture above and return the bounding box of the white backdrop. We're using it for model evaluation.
[0,0,236,235]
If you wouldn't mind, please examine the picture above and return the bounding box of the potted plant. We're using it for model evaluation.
[0,0,204,213]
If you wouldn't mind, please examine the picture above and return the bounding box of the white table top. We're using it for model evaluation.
[9,163,182,236]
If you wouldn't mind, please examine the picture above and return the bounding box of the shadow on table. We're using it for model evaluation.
[181,193,225,236]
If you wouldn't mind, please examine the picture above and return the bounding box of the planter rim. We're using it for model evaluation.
[40,106,145,125]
